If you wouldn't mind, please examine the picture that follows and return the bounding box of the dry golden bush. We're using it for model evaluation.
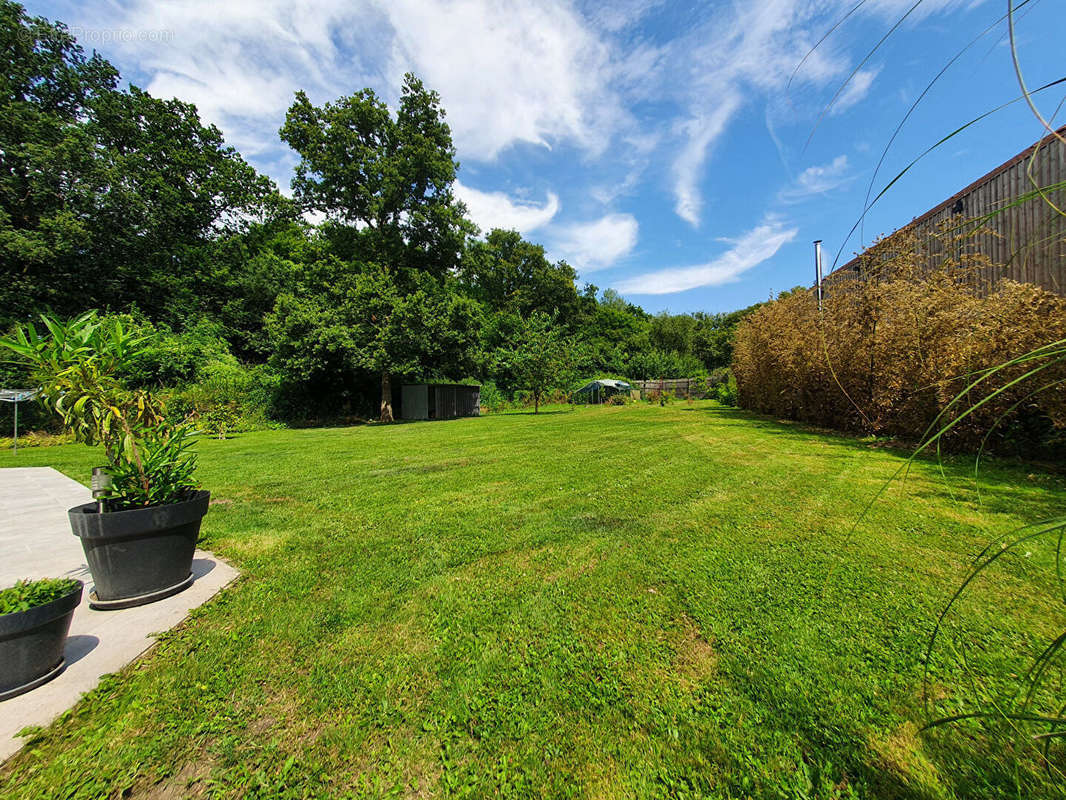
[732,226,1066,450]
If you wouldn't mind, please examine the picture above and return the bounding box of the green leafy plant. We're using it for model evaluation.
[0,578,79,615]
[0,311,200,509]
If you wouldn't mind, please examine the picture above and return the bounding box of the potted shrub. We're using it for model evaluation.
[0,578,83,700]
[0,313,209,609]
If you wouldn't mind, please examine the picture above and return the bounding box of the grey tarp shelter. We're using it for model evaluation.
[1,389,39,453]
[400,384,480,421]
[574,379,632,404]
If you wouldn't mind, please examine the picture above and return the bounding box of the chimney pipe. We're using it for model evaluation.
[813,240,824,311]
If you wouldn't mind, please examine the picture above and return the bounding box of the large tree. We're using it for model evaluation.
[279,74,473,420]
[0,1,279,329]
[266,264,480,420]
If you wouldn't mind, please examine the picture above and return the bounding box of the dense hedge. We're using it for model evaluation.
[732,246,1066,452]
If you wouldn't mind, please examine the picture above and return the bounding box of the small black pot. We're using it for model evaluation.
[0,580,83,701]
[69,490,210,610]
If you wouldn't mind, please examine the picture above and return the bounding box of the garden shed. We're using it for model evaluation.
[400,384,480,421]
[574,379,632,404]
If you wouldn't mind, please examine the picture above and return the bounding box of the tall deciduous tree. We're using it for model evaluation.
[279,74,472,420]
[266,265,480,420]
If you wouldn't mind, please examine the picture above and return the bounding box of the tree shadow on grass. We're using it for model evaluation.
[500,410,572,416]
[692,404,1066,521]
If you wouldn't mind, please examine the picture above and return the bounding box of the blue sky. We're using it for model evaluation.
[29,0,1066,314]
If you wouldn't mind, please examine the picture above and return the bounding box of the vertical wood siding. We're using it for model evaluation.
[827,128,1066,296]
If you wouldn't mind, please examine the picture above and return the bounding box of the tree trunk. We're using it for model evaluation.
[534,391,540,415]
[380,371,394,423]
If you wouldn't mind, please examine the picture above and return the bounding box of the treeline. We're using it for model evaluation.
[0,2,756,428]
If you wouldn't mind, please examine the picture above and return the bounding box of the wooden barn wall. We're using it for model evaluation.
[827,131,1066,297]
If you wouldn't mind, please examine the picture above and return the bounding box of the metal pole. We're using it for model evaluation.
[813,239,824,312]
[12,399,16,455]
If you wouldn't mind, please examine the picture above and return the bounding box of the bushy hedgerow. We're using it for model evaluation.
[732,232,1066,452]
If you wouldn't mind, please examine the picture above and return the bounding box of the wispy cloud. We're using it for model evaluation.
[778,154,853,202]
[454,182,560,236]
[614,218,797,295]
[831,67,881,115]
[379,0,624,160]
[656,0,969,227]
[549,213,639,272]
[672,97,741,227]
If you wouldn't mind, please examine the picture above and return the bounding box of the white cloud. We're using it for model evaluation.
[831,68,880,115]
[378,0,624,160]
[454,182,560,236]
[70,0,624,172]
[614,218,797,295]
[550,213,639,272]
[672,97,741,227]
[778,154,852,202]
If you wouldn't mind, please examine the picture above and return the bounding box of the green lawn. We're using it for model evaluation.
[2,401,1065,798]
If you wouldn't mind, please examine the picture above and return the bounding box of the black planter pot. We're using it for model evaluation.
[69,490,210,610]
[0,581,83,701]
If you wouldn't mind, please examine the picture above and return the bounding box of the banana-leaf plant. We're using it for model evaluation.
[0,311,199,510]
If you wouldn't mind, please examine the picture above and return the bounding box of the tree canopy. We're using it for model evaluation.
[0,1,281,329]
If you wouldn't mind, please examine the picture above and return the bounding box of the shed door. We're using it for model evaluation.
[402,385,429,420]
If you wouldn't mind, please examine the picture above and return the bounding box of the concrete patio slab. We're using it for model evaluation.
[0,467,238,761]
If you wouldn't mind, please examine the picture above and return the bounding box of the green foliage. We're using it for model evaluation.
[279,73,471,275]
[0,1,281,330]
[104,424,199,507]
[476,380,506,412]
[0,311,198,508]
[712,370,739,406]
[460,229,581,320]
[624,347,705,381]
[266,265,481,420]
[0,577,78,615]
[168,362,279,434]
[693,304,764,370]
[118,316,238,389]
[496,312,579,413]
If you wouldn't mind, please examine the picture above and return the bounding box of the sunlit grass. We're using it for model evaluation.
[1,401,1063,798]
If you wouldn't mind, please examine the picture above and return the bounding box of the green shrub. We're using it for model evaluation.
[478,380,506,412]
[625,348,706,381]
[706,367,732,390]
[165,362,280,434]
[108,314,237,389]
[0,312,200,508]
[0,578,80,615]
[713,371,739,406]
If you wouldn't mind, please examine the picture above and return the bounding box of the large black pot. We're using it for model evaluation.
[69,490,210,610]
[0,580,83,701]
